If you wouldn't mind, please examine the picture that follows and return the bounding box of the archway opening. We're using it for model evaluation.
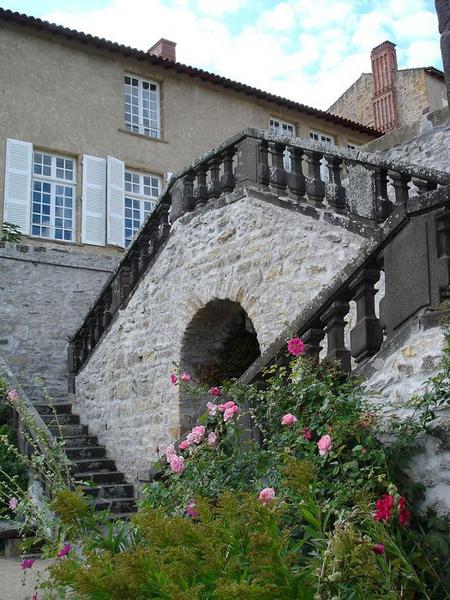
[180,299,260,431]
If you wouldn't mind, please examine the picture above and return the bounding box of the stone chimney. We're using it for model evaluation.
[435,0,450,103]
[148,38,177,62]
[371,41,400,132]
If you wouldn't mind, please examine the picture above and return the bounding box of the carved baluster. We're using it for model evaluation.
[269,142,287,192]
[129,248,140,286]
[139,232,153,270]
[302,327,325,362]
[258,140,270,186]
[94,300,105,341]
[349,269,383,363]
[74,337,83,371]
[324,155,346,211]
[374,167,392,222]
[196,165,208,207]
[412,177,438,195]
[208,157,221,198]
[305,150,325,204]
[183,172,195,212]
[79,329,89,363]
[157,201,171,238]
[103,288,112,329]
[220,148,235,192]
[286,146,305,198]
[119,265,130,302]
[388,170,411,205]
[436,207,450,301]
[88,315,96,351]
[321,300,351,372]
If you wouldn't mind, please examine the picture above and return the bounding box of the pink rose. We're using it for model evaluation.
[287,338,305,356]
[317,434,332,456]
[57,544,72,558]
[165,444,176,462]
[222,400,237,410]
[6,389,18,402]
[170,373,177,385]
[223,406,239,421]
[169,455,185,474]
[281,413,297,426]
[259,487,276,504]
[32,594,38,600]
[210,386,221,397]
[187,425,206,445]
[179,440,190,451]
[207,402,218,417]
[21,559,35,570]
[186,500,199,518]
[180,372,191,382]
[8,497,18,510]
[303,427,312,441]
[208,432,217,446]
[372,543,385,555]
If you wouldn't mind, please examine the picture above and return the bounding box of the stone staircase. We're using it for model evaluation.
[33,401,136,517]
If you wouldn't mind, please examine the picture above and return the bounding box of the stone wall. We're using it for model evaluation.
[74,190,367,480]
[363,107,450,172]
[361,312,449,515]
[327,73,374,128]
[0,240,118,401]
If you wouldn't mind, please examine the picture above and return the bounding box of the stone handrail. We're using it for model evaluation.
[0,356,57,454]
[69,128,450,378]
[240,184,450,383]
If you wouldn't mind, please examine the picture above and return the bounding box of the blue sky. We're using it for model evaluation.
[1,0,443,109]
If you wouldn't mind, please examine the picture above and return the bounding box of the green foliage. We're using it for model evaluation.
[0,221,21,242]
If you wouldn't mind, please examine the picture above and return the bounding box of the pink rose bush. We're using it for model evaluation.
[210,386,221,397]
[186,500,199,518]
[207,402,218,416]
[317,434,332,456]
[187,425,206,445]
[303,427,313,441]
[8,497,18,510]
[6,388,18,401]
[165,444,176,462]
[21,559,35,570]
[57,544,72,558]
[281,413,297,426]
[218,400,239,422]
[170,373,177,385]
[208,432,217,446]
[287,338,305,356]
[259,487,276,504]
[179,440,190,451]
[169,454,185,474]
[180,372,191,382]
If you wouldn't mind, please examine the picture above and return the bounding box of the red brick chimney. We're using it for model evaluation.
[148,38,177,62]
[371,41,399,132]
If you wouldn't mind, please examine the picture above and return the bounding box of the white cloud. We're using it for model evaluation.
[42,0,443,110]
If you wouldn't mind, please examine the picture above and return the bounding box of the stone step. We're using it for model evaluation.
[42,413,80,426]
[74,470,125,485]
[81,485,100,497]
[50,424,88,437]
[100,483,135,499]
[61,434,99,447]
[65,446,106,460]
[70,458,116,474]
[108,497,137,513]
[90,498,112,512]
[33,403,73,415]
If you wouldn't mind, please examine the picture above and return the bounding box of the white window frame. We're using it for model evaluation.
[31,151,76,242]
[124,74,161,139]
[270,118,296,136]
[309,131,335,182]
[124,169,161,247]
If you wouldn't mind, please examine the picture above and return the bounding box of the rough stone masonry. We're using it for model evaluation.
[74,190,366,480]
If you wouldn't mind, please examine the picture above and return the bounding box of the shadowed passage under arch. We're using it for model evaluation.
[180,299,261,432]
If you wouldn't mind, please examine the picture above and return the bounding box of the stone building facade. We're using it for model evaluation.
[328,41,447,133]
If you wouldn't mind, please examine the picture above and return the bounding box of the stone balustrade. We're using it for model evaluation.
[69,129,450,379]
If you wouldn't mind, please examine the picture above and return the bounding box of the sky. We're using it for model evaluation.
[1,0,443,110]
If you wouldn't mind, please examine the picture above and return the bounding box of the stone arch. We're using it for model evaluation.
[179,299,261,432]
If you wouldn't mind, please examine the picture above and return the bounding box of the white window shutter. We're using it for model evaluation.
[82,155,106,246]
[4,139,32,234]
[106,156,125,247]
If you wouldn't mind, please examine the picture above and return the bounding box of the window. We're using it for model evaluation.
[31,152,75,241]
[124,75,160,138]
[309,131,335,181]
[270,119,295,171]
[270,118,295,136]
[124,169,161,247]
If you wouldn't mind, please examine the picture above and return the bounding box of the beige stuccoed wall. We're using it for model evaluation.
[74,190,366,480]
[0,21,373,249]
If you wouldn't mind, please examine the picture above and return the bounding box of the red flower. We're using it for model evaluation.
[303,427,312,441]
[398,509,411,526]
[372,543,385,555]
[287,338,305,356]
[374,494,394,522]
[398,496,407,511]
